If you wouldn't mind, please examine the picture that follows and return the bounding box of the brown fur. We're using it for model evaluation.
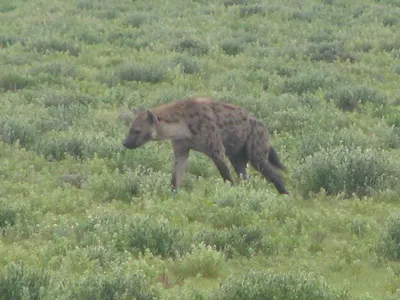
[122,97,288,194]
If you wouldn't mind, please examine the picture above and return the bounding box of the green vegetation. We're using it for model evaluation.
[1,0,400,298]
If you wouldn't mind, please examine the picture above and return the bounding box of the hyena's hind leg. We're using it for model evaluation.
[204,139,235,185]
[246,129,289,195]
[228,148,249,180]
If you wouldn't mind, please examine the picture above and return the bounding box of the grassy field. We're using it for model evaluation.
[1,0,400,298]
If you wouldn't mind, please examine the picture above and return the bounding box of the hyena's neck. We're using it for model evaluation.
[154,120,192,141]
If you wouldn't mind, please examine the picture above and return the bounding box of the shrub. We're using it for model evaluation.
[173,38,209,56]
[48,100,89,119]
[375,213,400,261]
[0,3,16,13]
[117,214,187,258]
[353,41,374,53]
[0,204,17,228]
[56,174,87,189]
[194,226,263,258]
[383,14,400,26]
[89,169,143,202]
[116,62,167,83]
[0,35,19,47]
[171,54,202,74]
[67,271,157,300]
[35,133,86,161]
[29,38,81,57]
[210,271,349,300]
[223,0,248,6]
[388,126,400,149]
[308,29,335,43]
[39,92,96,108]
[123,12,147,27]
[282,70,334,95]
[297,127,388,159]
[0,118,37,147]
[206,207,252,228]
[379,36,400,53]
[239,5,265,17]
[290,10,314,22]
[30,62,77,79]
[324,85,387,111]
[0,262,49,300]
[221,39,244,56]
[0,73,32,91]
[171,243,225,278]
[307,41,356,63]
[294,146,400,198]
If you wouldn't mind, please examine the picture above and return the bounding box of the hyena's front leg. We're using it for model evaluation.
[171,141,190,193]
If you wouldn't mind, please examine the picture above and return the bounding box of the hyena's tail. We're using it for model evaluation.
[268,147,286,171]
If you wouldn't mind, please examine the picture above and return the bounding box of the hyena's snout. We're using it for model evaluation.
[122,137,136,149]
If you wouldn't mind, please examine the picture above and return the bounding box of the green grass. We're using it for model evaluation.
[1,0,400,298]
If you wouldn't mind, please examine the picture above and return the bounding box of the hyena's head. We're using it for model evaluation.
[122,109,158,149]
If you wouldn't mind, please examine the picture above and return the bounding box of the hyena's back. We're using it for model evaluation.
[157,98,256,157]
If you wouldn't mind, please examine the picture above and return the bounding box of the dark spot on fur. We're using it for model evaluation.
[222,104,235,110]
[204,114,212,121]
[196,119,203,131]
[188,124,197,134]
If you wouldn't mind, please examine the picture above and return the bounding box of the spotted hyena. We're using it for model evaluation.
[121,97,288,194]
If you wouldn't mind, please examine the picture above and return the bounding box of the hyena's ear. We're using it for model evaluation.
[146,110,158,125]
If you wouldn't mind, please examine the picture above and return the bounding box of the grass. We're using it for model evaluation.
[1,0,400,299]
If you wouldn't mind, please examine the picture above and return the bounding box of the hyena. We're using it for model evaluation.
[121,97,289,194]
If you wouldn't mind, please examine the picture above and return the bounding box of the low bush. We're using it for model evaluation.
[297,126,390,159]
[324,85,387,111]
[123,12,147,27]
[194,226,264,258]
[375,213,400,261]
[115,62,167,84]
[282,69,336,95]
[172,38,209,56]
[29,38,81,57]
[307,41,356,63]
[239,5,265,17]
[30,62,78,81]
[117,214,187,258]
[171,54,202,74]
[0,118,37,147]
[294,146,400,198]
[220,39,244,56]
[66,271,157,300]
[0,73,32,92]
[39,92,96,108]
[210,270,349,300]
[0,204,17,228]
[0,262,49,300]
[171,243,225,278]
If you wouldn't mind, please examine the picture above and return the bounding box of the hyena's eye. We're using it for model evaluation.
[130,128,141,134]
